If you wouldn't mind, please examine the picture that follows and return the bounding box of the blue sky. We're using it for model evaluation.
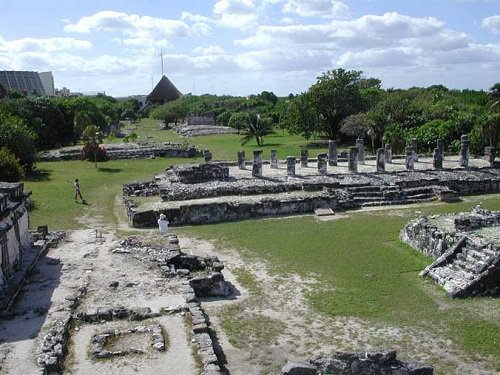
[0,0,499,96]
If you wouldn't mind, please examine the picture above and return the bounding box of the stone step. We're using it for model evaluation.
[347,186,383,193]
[359,196,436,207]
[351,191,384,197]
[405,193,434,199]
[353,196,386,203]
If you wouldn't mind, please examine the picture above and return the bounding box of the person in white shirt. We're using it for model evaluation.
[158,214,169,236]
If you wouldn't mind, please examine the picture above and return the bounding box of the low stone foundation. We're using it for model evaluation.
[281,350,433,375]
[401,206,500,297]
[124,161,500,228]
[38,142,202,161]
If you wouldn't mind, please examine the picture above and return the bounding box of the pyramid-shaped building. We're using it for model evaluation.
[147,76,182,105]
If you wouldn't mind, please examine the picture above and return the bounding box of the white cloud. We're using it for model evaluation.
[482,15,500,34]
[235,48,333,71]
[283,0,351,19]
[0,36,91,53]
[336,48,418,68]
[192,45,227,56]
[236,12,445,49]
[64,11,193,40]
[213,0,256,15]
[213,0,259,29]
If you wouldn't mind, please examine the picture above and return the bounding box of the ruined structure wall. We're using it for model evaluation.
[400,217,458,259]
[0,204,30,286]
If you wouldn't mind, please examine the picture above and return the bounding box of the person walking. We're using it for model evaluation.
[73,178,85,203]
[158,214,169,236]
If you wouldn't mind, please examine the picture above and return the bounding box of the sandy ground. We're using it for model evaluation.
[0,192,499,374]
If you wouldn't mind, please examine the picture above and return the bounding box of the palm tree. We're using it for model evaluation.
[488,83,500,112]
[239,114,273,146]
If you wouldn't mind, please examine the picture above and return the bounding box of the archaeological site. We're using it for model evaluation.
[1,132,499,375]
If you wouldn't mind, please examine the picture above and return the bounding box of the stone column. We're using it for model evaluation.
[348,147,358,173]
[384,143,392,163]
[411,138,418,161]
[252,149,263,177]
[328,140,337,166]
[376,148,385,172]
[484,146,496,166]
[300,149,308,167]
[203,149,212,162]
[356,137,365,164]
[317,153,327,175]
[433,148,443,169]
[459,135,469,167]
[405,147,415,170]
[286,156,296,176]
[437,139,444,160]
[237,151,246,169]
[270,149,278,169]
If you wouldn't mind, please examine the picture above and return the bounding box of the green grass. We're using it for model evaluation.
[24,157,200,230]
[124,118,330,161]
[220,303,285,349]
[177,196,500,359]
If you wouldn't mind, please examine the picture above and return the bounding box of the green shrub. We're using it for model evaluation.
[0,147,24,181]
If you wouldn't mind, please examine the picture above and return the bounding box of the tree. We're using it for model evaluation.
[281,92,320,139]
[73,111,92,143]
[228,112,251,130]
[240,114,273,146]
[0,83,7,99]
[149,99,189,127]
[488,83,500,111]
[0,148,24,182]
[82,125,107,166]
[309,68,365,139]
[0,113,37,169]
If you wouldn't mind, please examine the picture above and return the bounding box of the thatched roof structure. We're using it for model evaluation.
[147,76,182,104]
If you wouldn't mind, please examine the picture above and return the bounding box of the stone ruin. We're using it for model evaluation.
[123,153,500,227]
[116,235,230,298]
[281,350,433,375]
[35,234,229,375]
[174,112,238,137]
[38,141,202,161]
[401,206,500,297]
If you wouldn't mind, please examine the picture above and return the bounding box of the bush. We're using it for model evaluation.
[0,113,37,169]
[82,142,108,162]
[0,148,24,181]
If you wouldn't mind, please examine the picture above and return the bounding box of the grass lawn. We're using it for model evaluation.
[121,118,331,161]
[24,157,200,230]
[177,196,500,362]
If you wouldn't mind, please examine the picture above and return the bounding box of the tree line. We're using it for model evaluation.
[149,70,499,154]
[0,89,138,180]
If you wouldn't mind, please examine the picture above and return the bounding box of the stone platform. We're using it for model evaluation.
[401,206,500,297]
[123,156,500,227]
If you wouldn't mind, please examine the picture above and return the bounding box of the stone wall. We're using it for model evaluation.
[401,206,500,297]
[129,191,339,227]
[281,350,433,375]
[38,142,202,161]
[0,182,32,287]
[166,163,230,184]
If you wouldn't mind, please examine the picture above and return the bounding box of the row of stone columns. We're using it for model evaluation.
[239,135,495,177]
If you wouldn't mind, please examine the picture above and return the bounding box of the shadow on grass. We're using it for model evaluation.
[25,169,52,182]
[97,167,122,173]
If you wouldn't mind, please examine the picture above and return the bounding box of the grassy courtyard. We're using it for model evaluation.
[21,126,500,372]
[178,197,500,366]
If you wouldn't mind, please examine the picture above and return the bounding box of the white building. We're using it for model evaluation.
[39,71,55,96]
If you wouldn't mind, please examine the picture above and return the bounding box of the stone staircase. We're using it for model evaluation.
[423,236,500,297]
[345,185,436,208]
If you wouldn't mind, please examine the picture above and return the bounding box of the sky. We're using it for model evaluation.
[0,0,499,97]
